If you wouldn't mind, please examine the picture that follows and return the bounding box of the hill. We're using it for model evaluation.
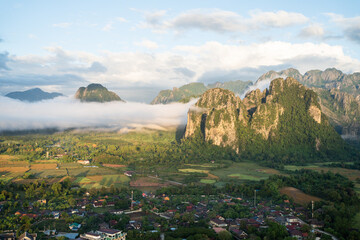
[184,77,351,164]
[75,83,124,103]
[256,68,360,142]
[151,80,252,104]
[5,88,63,102]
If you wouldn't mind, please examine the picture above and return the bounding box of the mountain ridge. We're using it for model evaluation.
[5,88,64,102]
[151,80,252,104]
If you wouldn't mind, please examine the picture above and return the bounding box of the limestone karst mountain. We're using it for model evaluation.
[184,77,345,162]
[75,83,124,103]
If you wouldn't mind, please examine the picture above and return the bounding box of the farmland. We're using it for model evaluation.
[280,187,321,206]
[0,130,359,194]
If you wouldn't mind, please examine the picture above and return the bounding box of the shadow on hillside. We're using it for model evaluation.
[175,124,186,143]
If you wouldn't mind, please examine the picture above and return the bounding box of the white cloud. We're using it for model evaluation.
[28,34,37,39]
[102,22,113,31]
[142,9,308,33]
[3,41,360,99]
[102,17,128,31]
[135,40,159,49]
[52,22,72,28]
[0,96,194,131]
[116,17,127,22]
[299,23,325,38]
[249,10,308,28]
[327,13,360,44]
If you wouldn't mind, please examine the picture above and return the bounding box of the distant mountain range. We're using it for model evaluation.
[74,83,125,103]
[256,68,360,140]
[5,88,63,102]
[151,80,252,104]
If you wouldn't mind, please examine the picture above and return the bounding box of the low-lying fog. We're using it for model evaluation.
[0,96,197,131]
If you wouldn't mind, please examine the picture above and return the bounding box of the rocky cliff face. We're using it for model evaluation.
[256,68,360,142]
[314,87,360,138]
[75,83,124,103]
[185,77,342,154]
[184,88,248,151]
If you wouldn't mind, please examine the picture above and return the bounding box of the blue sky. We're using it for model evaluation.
[1,0,360,102]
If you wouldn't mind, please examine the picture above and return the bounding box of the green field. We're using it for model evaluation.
[210,161,280,182]
[178,168,209,173]
[200,179,216,184]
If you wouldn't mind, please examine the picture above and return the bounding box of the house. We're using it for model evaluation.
[21,213,37,219]
[51,211,60,219]
[96,228,127,240]
[69,222,81,231]
[93,202,103,208]
[212,227,226,234]
[129,221,142,230]
[286,216,299,223]
[230,229,248,240]
[0,232,16,240]
[18,232,37,240]
[309,219,324,229]
[43,230,56,236]
[110,210,123,215]
[37,199,47,204]
[80,232,101,240]
[78,160,90,165]
[124,171,134,177]
[289,229,303,239]
[210,218,228,228]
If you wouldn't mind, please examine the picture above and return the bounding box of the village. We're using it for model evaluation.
[0,183,334,240]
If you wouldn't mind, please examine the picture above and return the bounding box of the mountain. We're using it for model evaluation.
[5,88,63,102]
[256,68,360,141]
[314,88,360,138]
[75,83,124,103]
[151,80,252,104]
[184,77,348,163]
[256,67,360,96]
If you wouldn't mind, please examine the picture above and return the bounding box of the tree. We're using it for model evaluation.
[218,230,232,240]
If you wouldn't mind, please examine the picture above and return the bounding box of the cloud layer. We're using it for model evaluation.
[0,96,194,131]
[143,9,308,33]
[2,40,360,104]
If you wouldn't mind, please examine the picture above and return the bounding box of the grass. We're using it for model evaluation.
[200,179,216,184]
[211,161,278,182]
[228,173,265,181]
[178,168,209,173]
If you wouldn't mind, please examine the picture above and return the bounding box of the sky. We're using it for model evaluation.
[1,0,360,103]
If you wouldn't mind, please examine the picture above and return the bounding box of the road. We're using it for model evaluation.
[313,229,338,240]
